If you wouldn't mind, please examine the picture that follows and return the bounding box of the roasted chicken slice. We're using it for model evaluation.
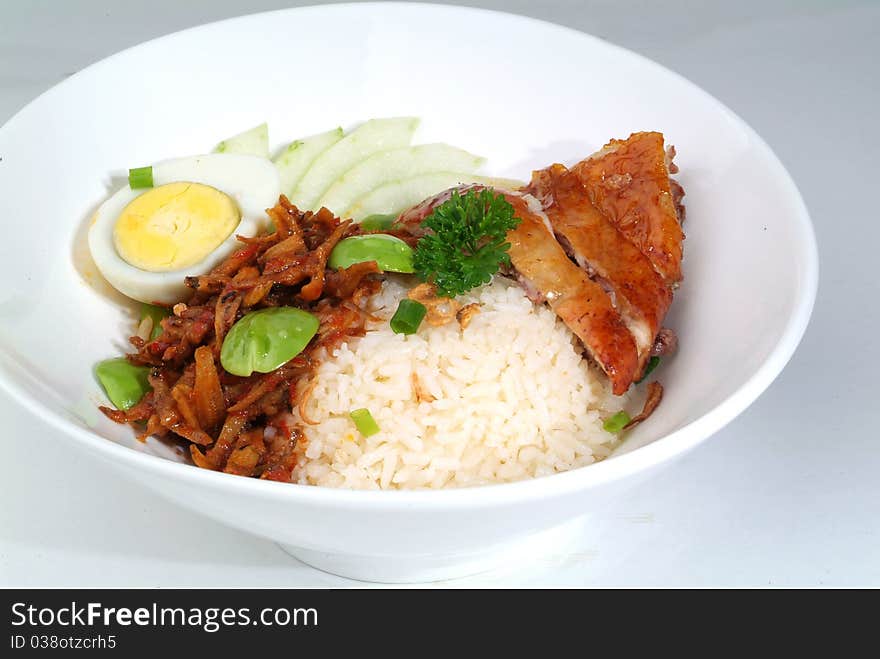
[527,164,672,366]
[395,132,684,395]
[574,132,684,284]
[503,194,640,393]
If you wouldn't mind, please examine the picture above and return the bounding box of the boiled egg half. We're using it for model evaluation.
[88,153,280,303]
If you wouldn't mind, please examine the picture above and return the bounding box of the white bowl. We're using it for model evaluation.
[0,3,817,582]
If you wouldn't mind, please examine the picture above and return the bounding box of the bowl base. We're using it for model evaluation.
[277,516,587,583]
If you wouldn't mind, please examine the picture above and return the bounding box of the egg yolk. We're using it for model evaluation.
[113,182,240,271]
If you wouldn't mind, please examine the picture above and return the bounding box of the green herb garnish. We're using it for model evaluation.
[128,166,153,189]
[636,356,661,384]
[603,410,631,434]
[350,408,380,437]
[390,299,427,335]
[412,189,520,298]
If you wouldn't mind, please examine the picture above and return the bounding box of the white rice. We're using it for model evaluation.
[291,277,628,489]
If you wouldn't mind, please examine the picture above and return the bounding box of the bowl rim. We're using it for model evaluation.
[0,2,819,508]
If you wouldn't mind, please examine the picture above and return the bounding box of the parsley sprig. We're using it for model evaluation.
[412,189,521,298]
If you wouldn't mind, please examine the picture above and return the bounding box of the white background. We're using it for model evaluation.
[1,0,877,587]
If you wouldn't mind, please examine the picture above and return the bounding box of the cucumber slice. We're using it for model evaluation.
[344,173,525,221]
[273,127,344,198]
[214,123,269,158]
[291,117,419,211]
[316,144,485,216]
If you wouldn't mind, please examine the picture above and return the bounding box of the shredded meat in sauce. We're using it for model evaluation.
[100,196,382,481]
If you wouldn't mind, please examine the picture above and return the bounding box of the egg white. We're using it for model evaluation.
[88,153,280,304]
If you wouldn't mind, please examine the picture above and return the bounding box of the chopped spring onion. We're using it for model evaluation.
[140,303,171,341]
[603,410,631,434]
[359,214,398,231]
[350,408,380,437]
[128,165,153,189]
[390,299,427,335]
[95,358,151,410]
[636,356,661,384]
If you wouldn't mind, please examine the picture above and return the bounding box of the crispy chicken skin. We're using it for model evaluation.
[574,132,684,284]
[502,194,640,394]
[526,164,672,365]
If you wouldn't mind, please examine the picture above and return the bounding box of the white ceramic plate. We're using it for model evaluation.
[0,3,817,582]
